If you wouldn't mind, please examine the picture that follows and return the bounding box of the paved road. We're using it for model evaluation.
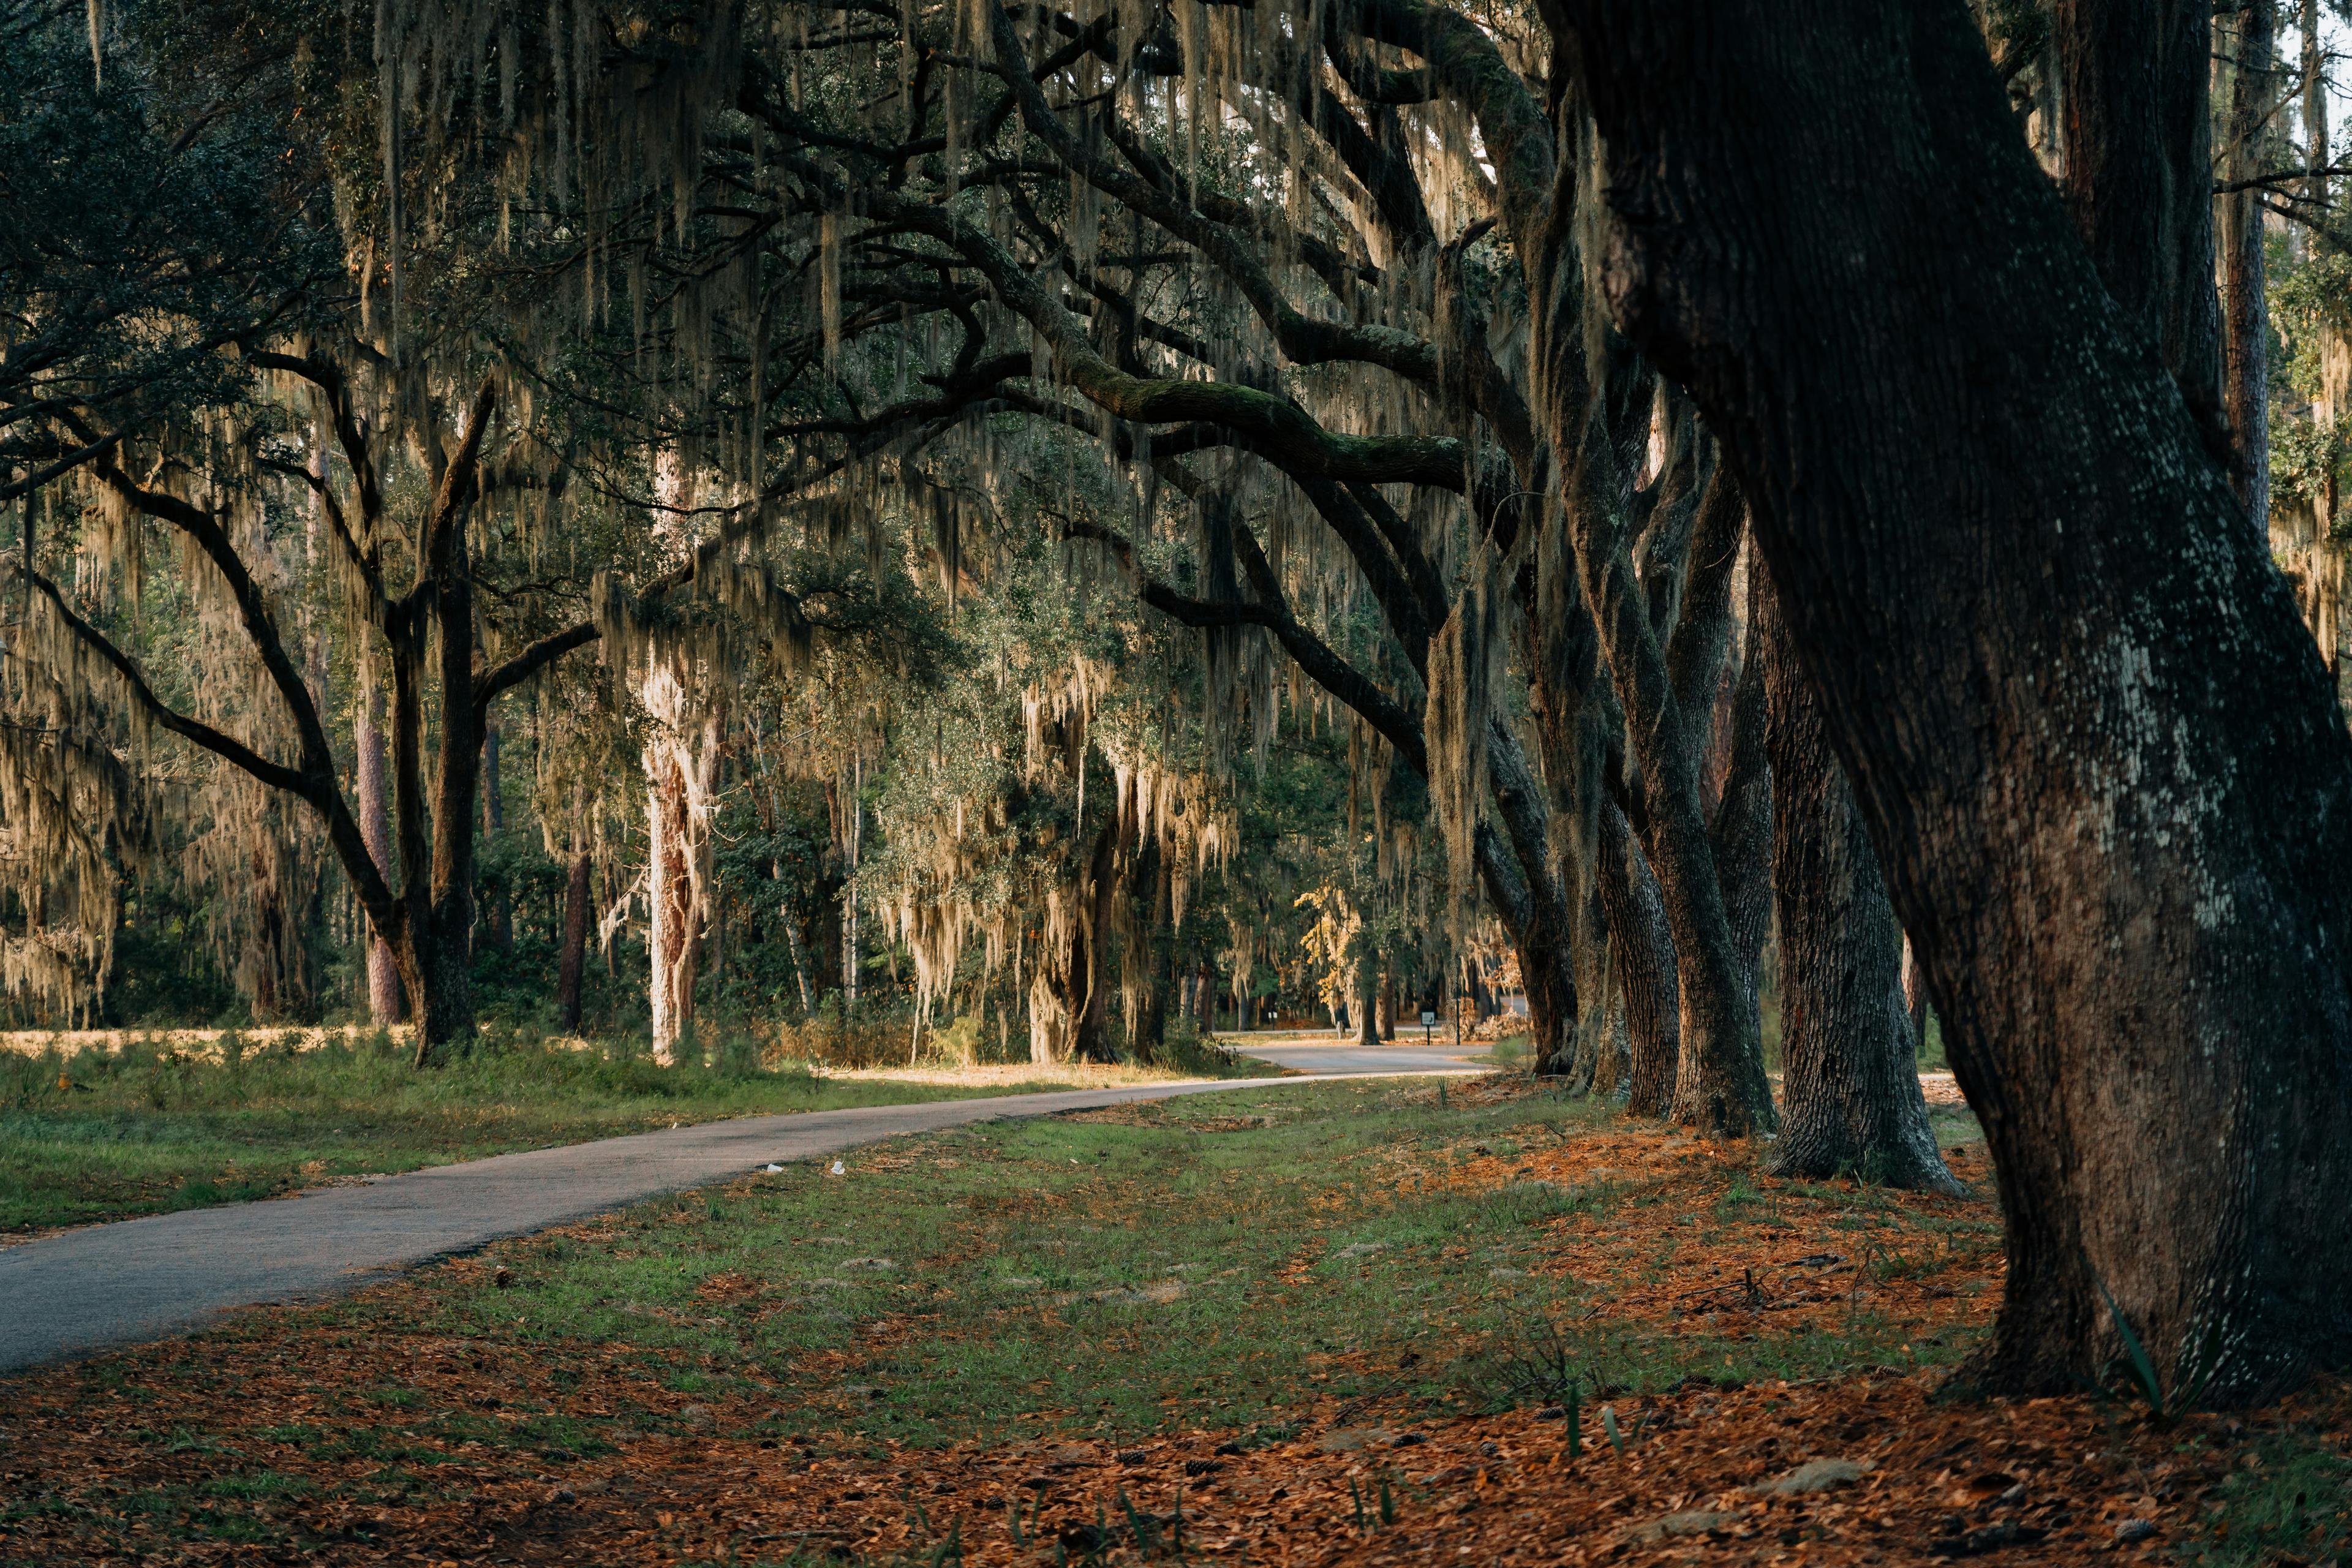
[0,1058,1479,1375]
[1229,1039,1489,1075]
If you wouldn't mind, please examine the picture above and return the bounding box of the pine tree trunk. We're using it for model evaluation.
[1558,0,2352,1402]
[556,851,590,1032]
[1757,577,1958,1192]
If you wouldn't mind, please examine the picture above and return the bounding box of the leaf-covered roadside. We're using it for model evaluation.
[0,1079,2342,1566]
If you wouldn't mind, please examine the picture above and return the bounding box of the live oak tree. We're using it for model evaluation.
[1550,0,2352,1403]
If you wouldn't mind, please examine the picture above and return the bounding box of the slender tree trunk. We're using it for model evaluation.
[480,717,511,955]
[1900,933,1929,1057]
[356,680,403,1027]
[1558,0,2352,1402]
[647,756,699,1065]
[1757,577,1958,1191]
[555,850,590,1032]
[1140,941,1170,1050]
[2218,0,2275,537]
[1073,817,1118,1063]
[1710,590,1774,989]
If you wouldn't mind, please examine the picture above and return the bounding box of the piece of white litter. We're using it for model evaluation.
[829,1159,846,1176]
[764,1164,785,1174]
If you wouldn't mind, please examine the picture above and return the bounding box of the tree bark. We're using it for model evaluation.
[2217,0,2275,536]
[647,755,699,1065]
[356,680,403,1027]
[1073,815,1118,1063]
[1556,0,2352,1403]
[1756,576,1959,1193]
[2052,0,2226,452]
[1900,933,1930,1056]
[1599,798,1679,1115]
[555,850,590,1032]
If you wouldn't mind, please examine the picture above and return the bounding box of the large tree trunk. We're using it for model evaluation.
[1756,577,1958,1193]
[1557,0,2352,1403]
[555,850,590,1033]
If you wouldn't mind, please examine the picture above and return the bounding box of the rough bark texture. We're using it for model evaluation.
[1559,0,2352,1402]
[1708,588,1774,1010]
[555,851,589,1033]
[2052,0,2225,451]
[1755,577,1958,1193]
[1599,799,1678,1116]
[1525,194,1773,1136]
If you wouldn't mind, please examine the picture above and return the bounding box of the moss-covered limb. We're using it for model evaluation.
[254,456,392,631]
[1348,0,1559,247]
[1095,113,1379,300]
[856,187,1465,488]
[19,565,404,950]
[983,0,1441,387]
[20,568,305,799]
[247,352,385,528]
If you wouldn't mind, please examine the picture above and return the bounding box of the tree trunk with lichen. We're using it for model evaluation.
[1557,0,2352,1403]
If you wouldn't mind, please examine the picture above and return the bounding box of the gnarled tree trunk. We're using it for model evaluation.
[1757,577,1958,1192]
[1559,0,2352,1402]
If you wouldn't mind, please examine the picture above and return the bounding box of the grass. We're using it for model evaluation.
[4,1075,2337,1566]
[0,1030,1262,1234]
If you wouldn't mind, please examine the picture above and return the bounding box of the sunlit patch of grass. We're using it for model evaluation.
[0,1032,1216,1231]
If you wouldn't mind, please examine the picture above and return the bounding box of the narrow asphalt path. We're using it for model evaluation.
[0,1053,1480,1375]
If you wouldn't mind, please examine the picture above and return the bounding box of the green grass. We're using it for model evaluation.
[2177,1427,2352,1566]
[0,1032,1251,1232]
[285,1079,1973,1464]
